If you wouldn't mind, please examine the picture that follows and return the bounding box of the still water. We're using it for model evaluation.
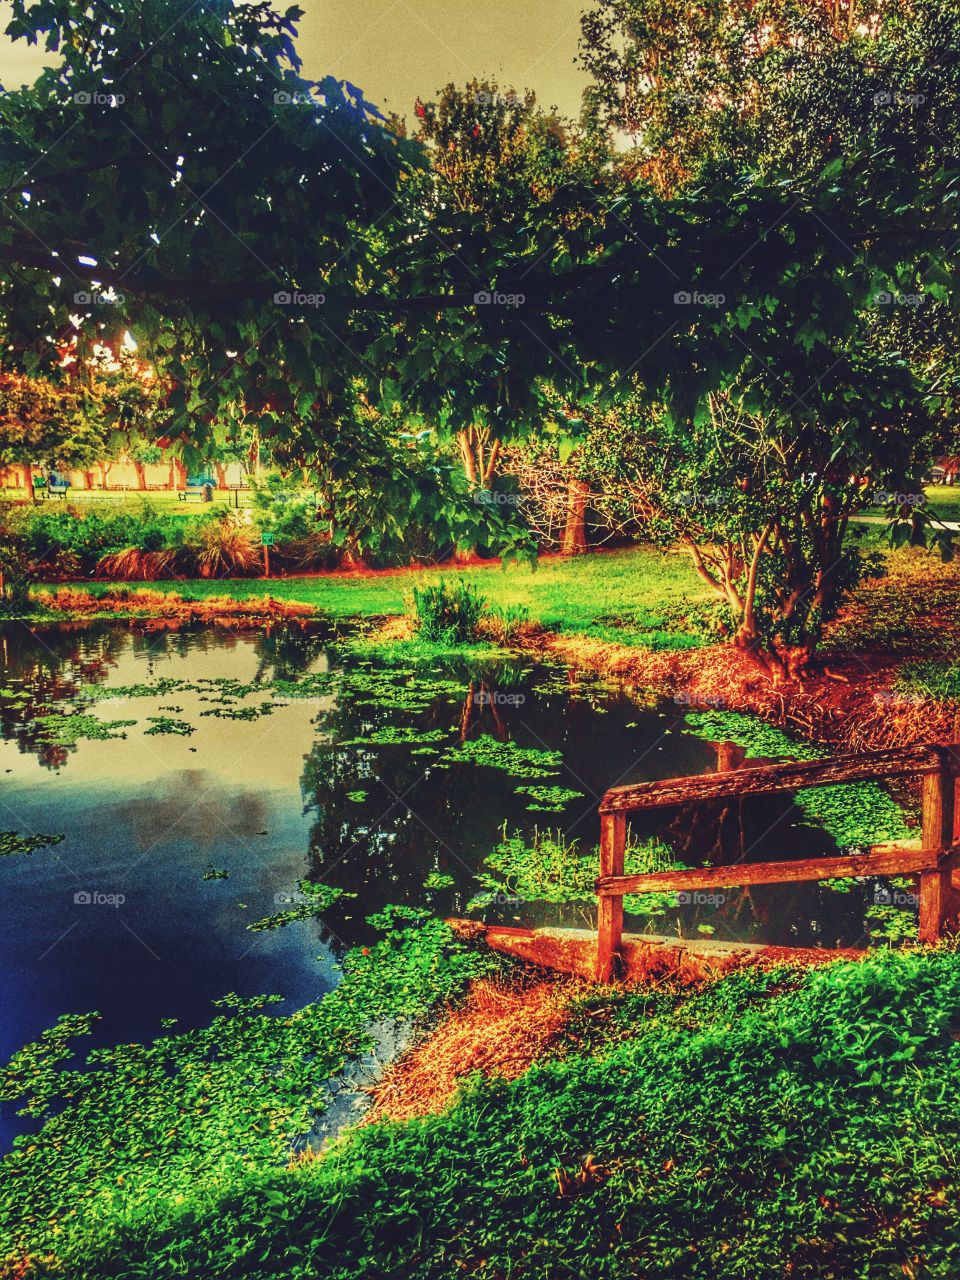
[0,621,877,1137]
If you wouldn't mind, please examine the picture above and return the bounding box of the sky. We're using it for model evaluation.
[0,0,592,120]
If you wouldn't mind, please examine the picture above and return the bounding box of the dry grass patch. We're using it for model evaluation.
[365,977,579,1124]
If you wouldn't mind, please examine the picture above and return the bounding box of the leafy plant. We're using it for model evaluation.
[411,579,487,644]
[0,908,497,1267]
[514,784,585,812]
[438,734,562,778]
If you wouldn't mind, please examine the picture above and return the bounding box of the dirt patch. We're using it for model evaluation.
[364,977,577,1124]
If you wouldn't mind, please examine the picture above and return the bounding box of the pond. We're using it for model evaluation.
[0,622,912,1144]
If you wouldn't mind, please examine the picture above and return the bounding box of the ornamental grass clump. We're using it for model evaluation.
[410,579,487,644]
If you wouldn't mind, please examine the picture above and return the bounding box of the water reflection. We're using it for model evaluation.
[0,621,884,1105]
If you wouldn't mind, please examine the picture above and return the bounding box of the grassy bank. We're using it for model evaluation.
[39,547,713,649]
[23,946,960,1279]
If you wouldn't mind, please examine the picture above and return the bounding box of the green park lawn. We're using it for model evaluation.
[1,486,252,516]
[73,546,714,649]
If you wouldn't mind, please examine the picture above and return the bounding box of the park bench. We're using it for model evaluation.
[595,742,960,980]
[32,475,69,500]
[177,475,215,502]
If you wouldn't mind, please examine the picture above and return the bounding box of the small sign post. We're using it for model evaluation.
[261,530,275,578]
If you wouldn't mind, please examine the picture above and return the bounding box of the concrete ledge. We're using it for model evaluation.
[447,920,866,983]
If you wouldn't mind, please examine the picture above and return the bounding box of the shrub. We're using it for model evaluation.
[96,547,181,581]
[42,948,960,1280]
[187,513,261,578]
[410,579,486,644]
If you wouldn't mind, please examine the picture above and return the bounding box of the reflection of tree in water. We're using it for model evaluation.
[0,623,127,767]
[300,663,549,948]
[130,622,332,684]
[250,625,332,683]
[654,739,870,947]
[0,621,334,769]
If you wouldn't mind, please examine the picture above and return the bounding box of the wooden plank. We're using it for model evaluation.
[599,744,960,815]
[597,846,948,897]
[920,769,960,942]
[596,811,626,981]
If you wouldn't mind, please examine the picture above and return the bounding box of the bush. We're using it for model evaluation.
[410,578,486,643]
[19,506,188,574]
[96,547,181,581]
[186,512,261,578]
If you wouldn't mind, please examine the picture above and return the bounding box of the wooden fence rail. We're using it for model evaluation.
[596,743,960,981]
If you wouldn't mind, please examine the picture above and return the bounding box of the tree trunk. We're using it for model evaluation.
[172,459,188,491]
[133,461,147,490]
[248,434,262,481]
[83,470,94,490]
[214,462,228,490]
[560,477,590,555]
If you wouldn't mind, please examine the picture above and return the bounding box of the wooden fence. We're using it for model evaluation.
[595,743,960,980]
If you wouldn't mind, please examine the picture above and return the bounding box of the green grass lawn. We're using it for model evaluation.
[925,485,960,523]
[3,487,252,516]
[70,547,714,648]
[857,484,960,525]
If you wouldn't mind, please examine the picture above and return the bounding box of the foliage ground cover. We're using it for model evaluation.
[0,909,499,1272]
[25,947,960,1280]
[683,710,913,850]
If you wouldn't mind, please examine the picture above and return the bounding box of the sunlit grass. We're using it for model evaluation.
[76,547,715,647]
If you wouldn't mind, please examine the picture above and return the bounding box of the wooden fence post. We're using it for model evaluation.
[596,811,626,981]
[919,761,959,943]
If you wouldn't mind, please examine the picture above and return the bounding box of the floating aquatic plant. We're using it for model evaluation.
[438,735,562,779]
[34,712,137,745]
[0,831,64,858]
[144,716,195,736]
[514,784,585,812]
[246,880,351,932]
[683,710,912,848]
